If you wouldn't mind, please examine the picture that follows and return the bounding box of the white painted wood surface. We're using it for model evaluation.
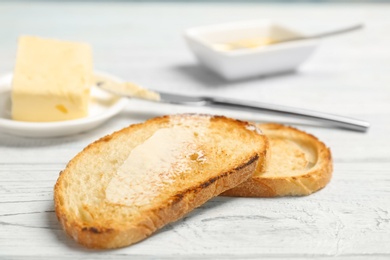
[1,2,390,259]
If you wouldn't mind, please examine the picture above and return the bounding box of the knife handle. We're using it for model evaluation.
[208,97,370,132]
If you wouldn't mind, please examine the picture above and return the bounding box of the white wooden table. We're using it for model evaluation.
[1,2,390,259]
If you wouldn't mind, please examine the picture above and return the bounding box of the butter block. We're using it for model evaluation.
[12,36,93,122]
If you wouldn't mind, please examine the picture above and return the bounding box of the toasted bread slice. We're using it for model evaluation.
[54,114,267,249]
[223,123,332,197]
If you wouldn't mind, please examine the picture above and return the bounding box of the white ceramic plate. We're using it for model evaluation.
[0,72,128,137]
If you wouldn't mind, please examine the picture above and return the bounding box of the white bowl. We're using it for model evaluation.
[184,20,319,81]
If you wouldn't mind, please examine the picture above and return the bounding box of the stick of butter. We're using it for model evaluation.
[11,36,93,122]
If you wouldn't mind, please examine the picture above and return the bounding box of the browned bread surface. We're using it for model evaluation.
[222,123,333,197]
[54,114,267,249]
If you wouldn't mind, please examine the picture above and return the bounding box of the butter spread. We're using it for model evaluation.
[213,37,276,52]
[12,36,93,122]
[245,124,262,135]
[105,126,205,207]
[95,75,160,101]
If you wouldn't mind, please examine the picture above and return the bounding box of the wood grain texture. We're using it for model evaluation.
[1,1,390,259]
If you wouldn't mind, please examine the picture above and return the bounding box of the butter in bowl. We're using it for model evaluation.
[184,19,320,81]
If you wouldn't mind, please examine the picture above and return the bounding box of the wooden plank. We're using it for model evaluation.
[0,163,389,256]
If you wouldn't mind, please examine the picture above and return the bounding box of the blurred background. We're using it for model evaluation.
[1,0,389,111]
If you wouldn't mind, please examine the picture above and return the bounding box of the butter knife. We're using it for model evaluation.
[96,77,370,132]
